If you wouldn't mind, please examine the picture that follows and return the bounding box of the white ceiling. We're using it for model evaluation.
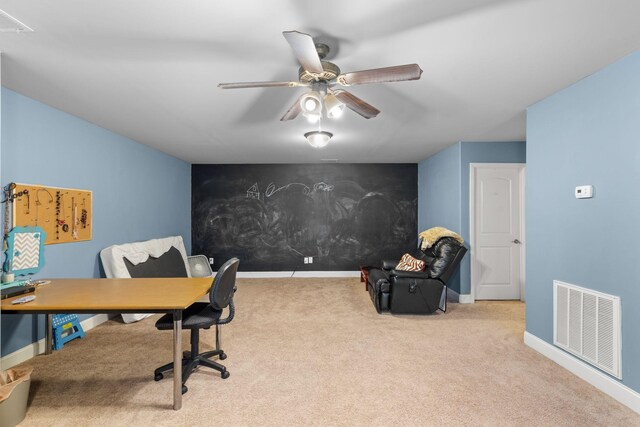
[0,0,639,164]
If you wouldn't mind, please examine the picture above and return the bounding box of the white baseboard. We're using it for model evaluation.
[458,294,474,304]
[446,289,473,303]
[237,271,360,278]
[524,331,640,414]
[292,271,360,278]
[81,313,114,330]
[1,314,114,370]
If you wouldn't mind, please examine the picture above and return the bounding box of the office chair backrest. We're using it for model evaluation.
[210,257,240,310]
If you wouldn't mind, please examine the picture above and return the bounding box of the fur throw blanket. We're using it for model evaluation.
[418,227,464,250]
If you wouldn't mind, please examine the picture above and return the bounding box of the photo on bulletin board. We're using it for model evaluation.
[11,183,92,245]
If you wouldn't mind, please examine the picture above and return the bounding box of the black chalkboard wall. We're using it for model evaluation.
[192,164,417,271]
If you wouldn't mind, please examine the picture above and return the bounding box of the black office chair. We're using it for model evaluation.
[153,257,239,394]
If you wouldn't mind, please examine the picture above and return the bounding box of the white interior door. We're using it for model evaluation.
[471,164,525,300]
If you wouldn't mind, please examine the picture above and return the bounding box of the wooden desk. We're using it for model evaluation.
[1,277,213,410]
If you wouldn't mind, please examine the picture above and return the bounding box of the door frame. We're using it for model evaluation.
[469,163,526,302]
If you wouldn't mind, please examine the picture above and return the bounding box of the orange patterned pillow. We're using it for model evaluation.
[395,253,426,272]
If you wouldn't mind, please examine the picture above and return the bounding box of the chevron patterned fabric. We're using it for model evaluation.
[13,232,42,270]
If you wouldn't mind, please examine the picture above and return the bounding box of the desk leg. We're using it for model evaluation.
[45,314,53,355]
[173,310,182,410]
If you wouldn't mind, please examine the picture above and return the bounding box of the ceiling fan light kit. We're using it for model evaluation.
[300,90,323,122]
[302,96,320,112]
[324,93,345,118]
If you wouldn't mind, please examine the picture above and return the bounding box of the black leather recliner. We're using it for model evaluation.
[367,237,467,314]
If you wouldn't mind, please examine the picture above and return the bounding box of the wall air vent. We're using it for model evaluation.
[0,9,34,33]
[554,280,621,378]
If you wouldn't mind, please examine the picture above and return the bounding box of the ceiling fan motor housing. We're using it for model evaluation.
[298,61,341,83]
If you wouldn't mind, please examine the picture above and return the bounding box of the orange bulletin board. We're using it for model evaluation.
[11,183,92,245]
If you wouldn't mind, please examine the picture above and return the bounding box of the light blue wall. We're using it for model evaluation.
[459,141,526,294]
[417,143,462,232]
[418,141,525,294]
[1,88,191,357]
[418,143,462,291]
[526,52,640,391]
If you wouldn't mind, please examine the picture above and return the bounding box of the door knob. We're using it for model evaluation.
[512,239,521,244]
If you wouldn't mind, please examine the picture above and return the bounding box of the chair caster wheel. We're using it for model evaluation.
[182,385,188,394]
[221,370,230,379]
[219,352,227,360]
[154,373,163,381]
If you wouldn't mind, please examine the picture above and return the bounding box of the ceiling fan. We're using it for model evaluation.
[218,30,423,121]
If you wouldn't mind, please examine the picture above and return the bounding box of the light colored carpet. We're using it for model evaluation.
[14,278,639,426]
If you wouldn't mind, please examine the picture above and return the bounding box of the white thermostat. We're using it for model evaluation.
[575,185,594,199]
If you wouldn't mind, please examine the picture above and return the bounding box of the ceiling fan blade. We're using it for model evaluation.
[333,90,380,119]
[280,95,303,121]
[337,64,423,86]
[283,30,324,75]
[218,81,307,89]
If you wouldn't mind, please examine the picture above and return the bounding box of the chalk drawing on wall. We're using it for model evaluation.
[192,164,417,271]
[246,183,260,200]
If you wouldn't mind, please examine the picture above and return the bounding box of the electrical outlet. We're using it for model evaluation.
[303,257,309,264]
[209,257,214,264]
[308,257,313,264]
